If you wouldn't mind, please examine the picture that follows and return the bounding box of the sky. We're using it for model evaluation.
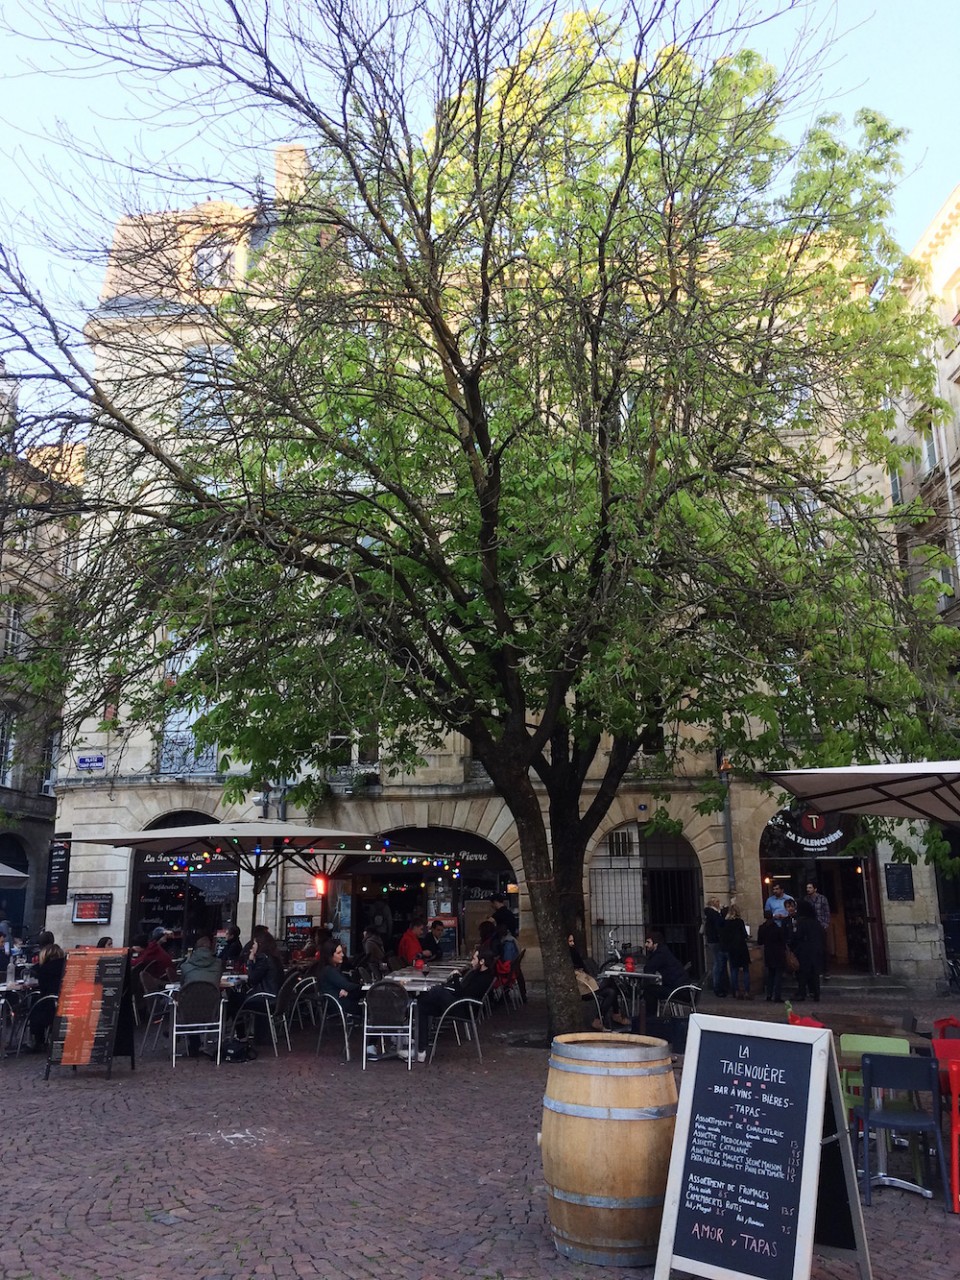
[0,0,956,299]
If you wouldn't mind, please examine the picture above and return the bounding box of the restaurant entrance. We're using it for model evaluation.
[759,808,885,974]
[332,826,516,957]
[127,810,239,950]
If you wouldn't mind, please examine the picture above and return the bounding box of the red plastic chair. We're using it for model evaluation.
[949,1060,960,1214]
[933,1039,960,1098]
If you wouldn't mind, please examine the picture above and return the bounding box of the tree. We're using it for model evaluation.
[0,0,956,1033]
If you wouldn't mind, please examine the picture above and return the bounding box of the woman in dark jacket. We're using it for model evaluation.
[246,930,284,996]
[29,943,66,1051]
[791,900,824,1002]
[756,910,787,1003]
[719,905,752,999]
[317,939,363,1019]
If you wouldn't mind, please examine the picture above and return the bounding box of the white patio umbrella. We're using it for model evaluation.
[83,821,402,934]
[765,761,960,823]
[0,860,28,888]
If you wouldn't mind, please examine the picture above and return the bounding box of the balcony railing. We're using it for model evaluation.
[157,732,219,776]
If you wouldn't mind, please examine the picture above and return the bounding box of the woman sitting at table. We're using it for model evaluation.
[568,936,628,1031]
[412,948,495,1063]
[246,931,284,997]
[317,939,363,1020]
[28,941,65,1052]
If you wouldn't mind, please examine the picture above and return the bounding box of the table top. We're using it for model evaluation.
[603,965,661,983]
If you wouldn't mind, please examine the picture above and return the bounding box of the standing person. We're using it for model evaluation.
[491,895,526,1002]
[702,899,728,996]
[763,883,794,920]
[792,899,824,1002]
[805,881,831,978]
[756,909,787,1003]
[720,905,752,1000]
[490,893,519,938]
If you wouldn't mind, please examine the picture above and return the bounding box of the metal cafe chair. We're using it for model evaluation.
[316,992,354,1063]
[427,997,485,1065]
[139,970,174,1053]
[849,1052,951,1210]
[362,981,414,1070]
[172,984,225,1066]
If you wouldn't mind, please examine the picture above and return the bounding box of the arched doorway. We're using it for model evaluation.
[759,808,885,974]
[128,810,238,950]
[0,834,28,934]
[331,825,516,956]
[588,823,704,974]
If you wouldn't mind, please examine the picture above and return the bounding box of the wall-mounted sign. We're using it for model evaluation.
[46,838,71,906]
[884,863,915,902]
[75,753,106,771]
[72,893,113,925]
[654,1015,869,1280]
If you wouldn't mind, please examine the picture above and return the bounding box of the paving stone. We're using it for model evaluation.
[2,990,958,1278]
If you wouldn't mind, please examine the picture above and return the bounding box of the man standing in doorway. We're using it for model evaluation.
[805,881,831,979]
[763,883,794,920]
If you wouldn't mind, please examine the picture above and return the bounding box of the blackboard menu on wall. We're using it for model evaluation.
[46,838,70,906]
[655,1016,870,1280]
[884,863,914,901]
[46,948,135,1079]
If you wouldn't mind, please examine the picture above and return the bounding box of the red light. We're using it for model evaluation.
[314,876,326,897]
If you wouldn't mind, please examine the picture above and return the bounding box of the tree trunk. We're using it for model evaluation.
[480,753,584,1037]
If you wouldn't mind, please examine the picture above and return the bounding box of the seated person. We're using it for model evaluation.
[642,931,689,1016]
[246,931,284,996]
[568,936,628,1031]
[360,927,387,978]
[317,939,363,1020]
[29,942,66,1052]
[397,918,427,967]
[420,920,445,961]
[181,936,223,988]
[413,948,495,1062]
[219,925,243,969]
[133,927,177,983]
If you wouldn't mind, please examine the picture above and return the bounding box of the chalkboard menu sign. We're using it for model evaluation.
[655,1015,870,1280]
[46,838,71,907]
[285,914,313,951]
[45,948,135,1080]
[884,863,915,902]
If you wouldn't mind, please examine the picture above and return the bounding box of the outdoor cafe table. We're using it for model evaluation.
[601,964,661,1033]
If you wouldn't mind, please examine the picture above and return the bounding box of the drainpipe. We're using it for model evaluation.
[933,367,960,578]
[719,755,737,897]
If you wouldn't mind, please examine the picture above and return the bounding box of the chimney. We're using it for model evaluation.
[274,145,310,203]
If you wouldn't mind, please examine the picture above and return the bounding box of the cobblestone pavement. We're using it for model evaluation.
[2,985,958,1280]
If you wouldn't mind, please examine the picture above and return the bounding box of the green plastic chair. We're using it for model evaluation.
[839,1033,910,1122]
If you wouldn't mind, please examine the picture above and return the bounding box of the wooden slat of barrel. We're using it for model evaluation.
[541,1032,678,1267]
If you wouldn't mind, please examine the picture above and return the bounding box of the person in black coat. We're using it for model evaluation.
[642,931,689,1016]
[413,948,495,1060]
[719,906,752,999]
[792,900,824,1002]
[756,910,787,1003]
[28,943,65,1052]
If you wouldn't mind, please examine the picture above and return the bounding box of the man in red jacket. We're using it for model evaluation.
[397,918,427,966]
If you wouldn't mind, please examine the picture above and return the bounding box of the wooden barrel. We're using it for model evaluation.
[541,1032,677,1268]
